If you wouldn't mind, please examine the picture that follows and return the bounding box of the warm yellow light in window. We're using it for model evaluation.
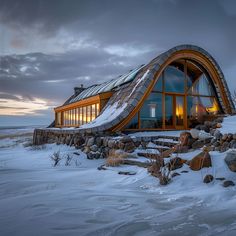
[206,100,218,113]
[176,103,184,119]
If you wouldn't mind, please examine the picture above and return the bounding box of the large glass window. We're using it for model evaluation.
[140,93,163,128]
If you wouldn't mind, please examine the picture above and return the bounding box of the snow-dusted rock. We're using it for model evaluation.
[190,128,200,139]
[225,150,236,172]
[198,130,213,141]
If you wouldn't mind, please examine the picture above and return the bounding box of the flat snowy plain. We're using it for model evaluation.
[0,124,236,236]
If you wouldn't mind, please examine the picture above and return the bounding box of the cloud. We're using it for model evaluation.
[0,0,236,125]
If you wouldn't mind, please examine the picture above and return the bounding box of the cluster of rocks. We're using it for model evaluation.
[178,116,236,153]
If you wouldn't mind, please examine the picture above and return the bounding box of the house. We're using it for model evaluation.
[54,45,235,133]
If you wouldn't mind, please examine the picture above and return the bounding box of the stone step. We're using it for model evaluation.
[146,146,170,152]
[153,140,178,148]
[156,135,179,142]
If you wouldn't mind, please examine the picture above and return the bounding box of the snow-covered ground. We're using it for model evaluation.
[1,129,236,235]
[219,115,236,134]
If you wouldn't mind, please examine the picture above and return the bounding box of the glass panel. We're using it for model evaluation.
[79,107,83,125]
[164,65,185,93]
[140,93,163,128]
[165,95,173,126]
[87,106,91,123]
[153,74,163,92]
[83,107,86,124]
[176,96,184,126]
[187,96,219,126]
[96,103,100,116]
[77,108,79,126]
[91,104,96,121]
[56,112,61,126]
[189,74,214,96]
[125,113,139,129]
[65,111,68,126]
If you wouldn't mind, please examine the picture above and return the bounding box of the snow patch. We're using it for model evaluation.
[80,101,128,129]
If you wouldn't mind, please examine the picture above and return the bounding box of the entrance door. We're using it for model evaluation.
[165,94,185,129]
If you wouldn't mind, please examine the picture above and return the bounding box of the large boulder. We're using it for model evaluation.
[190,129,200,139]
[225,150,236,172]
[189,151,212,171]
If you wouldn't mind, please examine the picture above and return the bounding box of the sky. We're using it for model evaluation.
[0,0,236,126]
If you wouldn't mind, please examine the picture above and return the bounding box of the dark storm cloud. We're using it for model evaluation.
[0,93,21,101]
[0,0,236,124]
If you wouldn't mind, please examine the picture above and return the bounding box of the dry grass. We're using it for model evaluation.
[106,149,129,167]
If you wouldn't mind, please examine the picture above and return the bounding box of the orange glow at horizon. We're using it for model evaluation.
[0,94,52,116]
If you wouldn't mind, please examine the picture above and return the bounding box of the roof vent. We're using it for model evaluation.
[74,85,85,95]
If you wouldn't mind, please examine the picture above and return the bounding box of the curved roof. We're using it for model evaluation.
[65,44,235,134]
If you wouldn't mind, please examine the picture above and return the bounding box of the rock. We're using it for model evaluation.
[87,151,100,159]
[90,144,98,152]
[229,140,236,149]
[222,134,228,141]
[120,135,133,143]
[118,171,136,175]
[117,141,125,150]
[215,116,224,123]
[225,150,236,172]
[233,134,236,140]
[65,135,71,145]
[95,151,101,159]
[95,137,102,147]
[168,157,185,171]
[192,140,205,149]
[216,123,222,128]
[220,142,230,152]
[198,130,212,141]
[97,165,107,170]
[180,132,192,146]
[223,180,235,187]
[181,170,189,173]
[216,177,225,181]
[203,174,214,183]
[123,141,136,153]
[108,139,116,149]
[174,145,189,153]
[189,151,212,171]
[87,137,95,147]
[213,129,222,140]
[214,141,221,147]
[198,124,210,133]
[227,133,233,142]
[83,146,90,154]
[190,128,200,139]
[171,172,180,178]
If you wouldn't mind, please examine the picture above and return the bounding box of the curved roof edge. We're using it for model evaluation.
[75,44,235,134]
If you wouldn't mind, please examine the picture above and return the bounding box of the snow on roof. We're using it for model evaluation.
[79,101,128,129]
